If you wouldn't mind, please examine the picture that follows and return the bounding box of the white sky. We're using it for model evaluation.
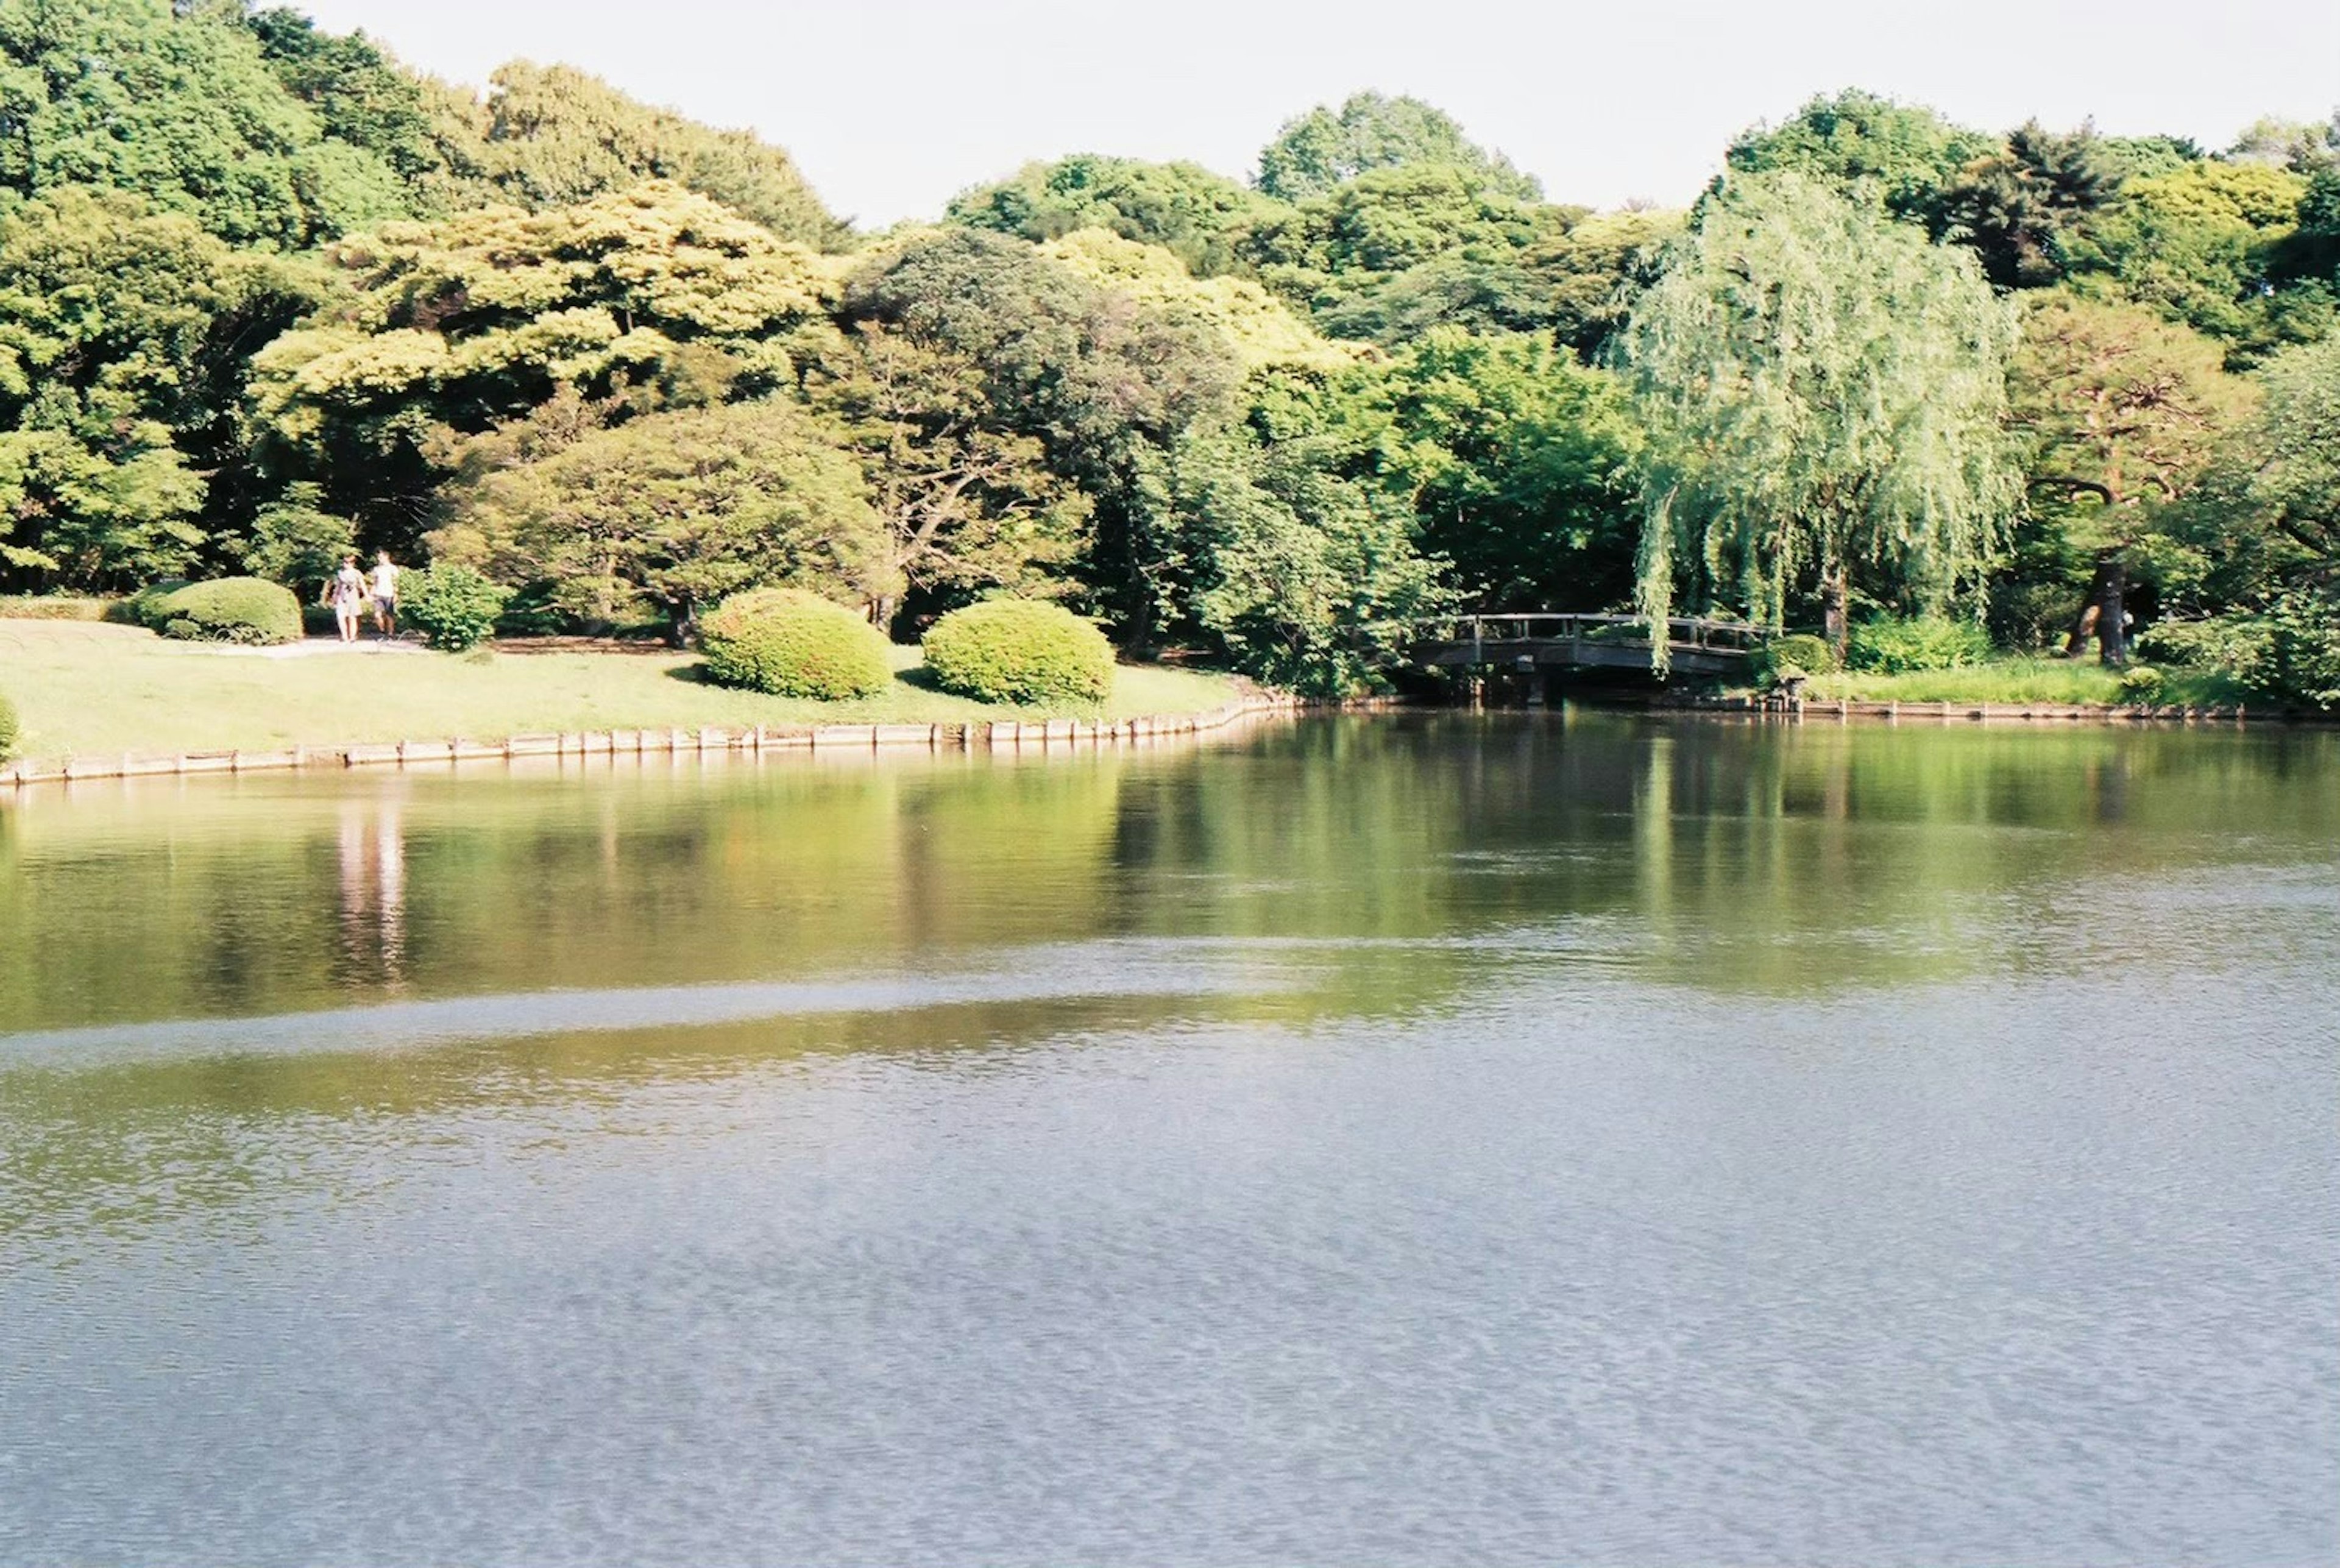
[292,0,2340,226]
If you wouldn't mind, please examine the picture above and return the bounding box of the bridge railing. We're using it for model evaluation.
[1407,613,1770,654]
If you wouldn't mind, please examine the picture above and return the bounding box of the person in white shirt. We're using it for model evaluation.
[370,552,400,637]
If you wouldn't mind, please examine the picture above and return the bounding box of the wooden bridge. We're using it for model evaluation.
[1411,614,1767,679]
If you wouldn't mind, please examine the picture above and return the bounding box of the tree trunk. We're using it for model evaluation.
[1821,564,1849,661]
[2095,558,2129,667]
[2064,558,2129,666]
[666,595,697,649]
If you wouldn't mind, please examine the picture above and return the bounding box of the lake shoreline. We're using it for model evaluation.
[1648,691,2335,726]
[0,693,1303,791]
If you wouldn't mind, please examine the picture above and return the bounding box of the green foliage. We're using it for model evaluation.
[1257,93,1540,204]
[400,563,508,651]
[1753,633,1840,686]
[1621,174,2021,656]
[799,322,1088,627]
[122,578,193,630]
[921,600,1114,706]
[249,182,832,542]
[2072,159,2311,352]
[1148,395,1448,696]
[0,10,2335,692]
[0,688,16,758]
[1845,615,1995,673]
[0,187,317,591]
[150,576,302,644]
[1037,229,1347,371]
[2009,294,2253,631]
[431,397,888,634]
[462,62,845,247]
[1724,90,1997,221]
[1939,121,2124,288]
[1247,162,1577,344]
[2116,664,2166,701]
[948,155,1284,277]
[239,486,354,597]
[700,587,892,700]
[1374,328,1640,609]
[2141,590,2340,709]
[845,228,1242,640]
[0,0,413,247]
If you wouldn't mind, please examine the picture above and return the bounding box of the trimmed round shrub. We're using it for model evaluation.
[700,587,893,700]
[151,578,303,645]
[119,578,193,630]
[921,600,1115,707]
[1752,631,1838,686]
[0,690,18,760]
[402,564,511,651]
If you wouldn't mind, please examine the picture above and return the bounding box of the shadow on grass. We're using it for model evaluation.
[893,664,949,695]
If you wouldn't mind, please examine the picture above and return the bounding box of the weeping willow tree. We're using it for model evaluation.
[1617,173,2021,664]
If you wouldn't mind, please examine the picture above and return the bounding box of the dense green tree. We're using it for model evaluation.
[247,181,831,547]
[2008,294,2253,662]
[1247,161,1578,343]
[946,154,1283,277]
[1036,227,1347,371]
[241,7,447,183]
[1620,174,2021,658]
[1375,328,1641,609]
[430,397,888,636]
[0,187,317,589]
[1148,376,1447,694]
[460,62,846,247]
[2072,158,2310,353]
[1256,91,1540,204]
[801,322,1088,628]
[1723,90,1996,221]
[0,0,411,247]
[238,482,354,600]
[1528,207,1684,360]
[843,227,1243,642]
[1938,121,2123,288]
[2166,333,2340,598]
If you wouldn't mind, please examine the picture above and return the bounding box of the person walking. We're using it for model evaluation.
[370,551,402,637]
[327,555,367,644]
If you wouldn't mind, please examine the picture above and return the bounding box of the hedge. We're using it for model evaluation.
[920,600,1114,707]
[0,595,115,622]
[699,587,893,700]
[0,690,18,760]
[147,578,304,645]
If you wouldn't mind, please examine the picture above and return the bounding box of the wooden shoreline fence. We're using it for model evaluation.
[0,693,1303,791]
[1667,694,2281,725]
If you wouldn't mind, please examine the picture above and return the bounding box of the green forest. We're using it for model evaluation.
[2,0,2336,703]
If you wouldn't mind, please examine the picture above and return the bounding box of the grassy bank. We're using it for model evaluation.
[1790,657,2238,708]
[0,622,1249,761]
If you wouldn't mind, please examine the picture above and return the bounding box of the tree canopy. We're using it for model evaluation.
[1620,174,2022,654]
[0,6,2331,699]
[1256,92,1540,205]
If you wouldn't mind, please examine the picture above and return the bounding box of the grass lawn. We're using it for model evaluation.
[0,621,1251,761]
[1769,656,2240,708]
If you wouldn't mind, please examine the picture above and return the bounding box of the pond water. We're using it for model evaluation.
[2,713,2335,1567]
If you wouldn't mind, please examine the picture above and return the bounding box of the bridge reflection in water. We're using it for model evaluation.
[1412,613,1765,680]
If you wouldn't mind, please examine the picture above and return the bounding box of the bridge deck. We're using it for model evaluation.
[1411,614,1762,678]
